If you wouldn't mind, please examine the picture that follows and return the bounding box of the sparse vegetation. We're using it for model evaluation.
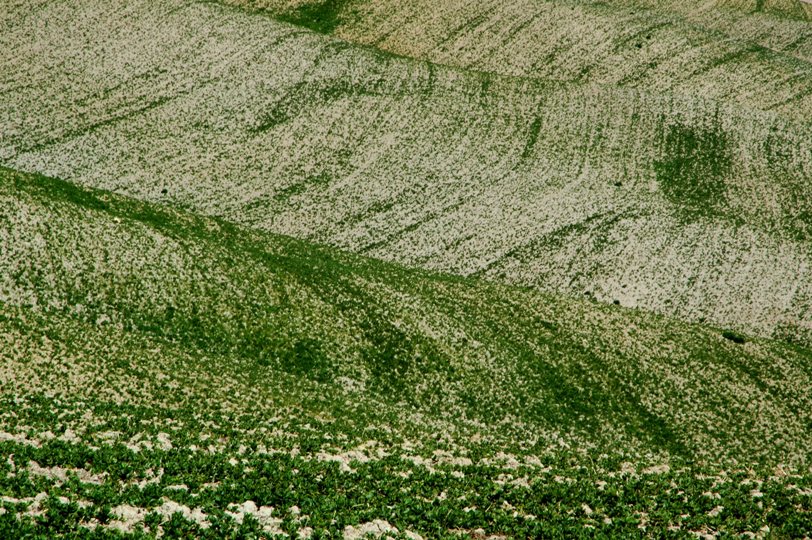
[2,0,812,343]
[1,0,811,537]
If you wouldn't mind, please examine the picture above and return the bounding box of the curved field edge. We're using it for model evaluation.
[1,166,811,536]
[3,165,812,465]
[2,0,812,345]
[220,0,812,122]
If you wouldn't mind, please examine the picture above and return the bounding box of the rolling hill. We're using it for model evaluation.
[231,0,812,120]
[2,166,811,537]
[3,1,812,536]
[2,0,812,345]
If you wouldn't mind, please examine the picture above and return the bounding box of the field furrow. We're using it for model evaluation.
[2,0,812,343]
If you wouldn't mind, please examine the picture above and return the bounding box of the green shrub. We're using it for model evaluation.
[722,330,746,344]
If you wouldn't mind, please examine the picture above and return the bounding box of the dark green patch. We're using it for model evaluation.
[3,166,108,212]
[278,0,351,34]
[521,116,543,160]
[253,106,290,132]
[653,120,732,219]
[273,171,332,202]
[722,330,747,344]
[269,338,333,382]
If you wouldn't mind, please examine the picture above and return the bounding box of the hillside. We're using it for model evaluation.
[3,0,812,537]
[2,166,812,537]
[230,0,812,121]
[2,0,812,345]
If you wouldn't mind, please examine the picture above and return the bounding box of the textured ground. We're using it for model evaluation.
[2,0,812,344]
[1,167,811,537]
[2,1,812,537]
[231,0,812,121]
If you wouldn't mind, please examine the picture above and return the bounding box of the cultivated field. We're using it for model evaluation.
[1,167,811,537]
[230,0,812,121]
[2,0,811,537]
[2,0,812,343]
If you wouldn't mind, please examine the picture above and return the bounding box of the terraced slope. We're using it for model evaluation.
[2,0,812,344]
[2,166,812,537]
[231,0,812,121]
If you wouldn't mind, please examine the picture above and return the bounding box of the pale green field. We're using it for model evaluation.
[2,0,811,343]
[230,0,812,120]
[1,0,811,537]
[1,167,811,537]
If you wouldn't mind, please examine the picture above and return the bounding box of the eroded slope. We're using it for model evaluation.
[2,0,811,343]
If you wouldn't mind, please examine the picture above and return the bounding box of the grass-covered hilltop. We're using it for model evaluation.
[1,0,811,538]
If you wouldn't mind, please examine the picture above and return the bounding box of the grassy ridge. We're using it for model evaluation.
[2,169,811,536]
[2,0,811,344]
[3,165,812,465]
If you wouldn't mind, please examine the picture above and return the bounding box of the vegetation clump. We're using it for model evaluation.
[278,0,350,34]
[722,330,747,344]
[654,121,731,218]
